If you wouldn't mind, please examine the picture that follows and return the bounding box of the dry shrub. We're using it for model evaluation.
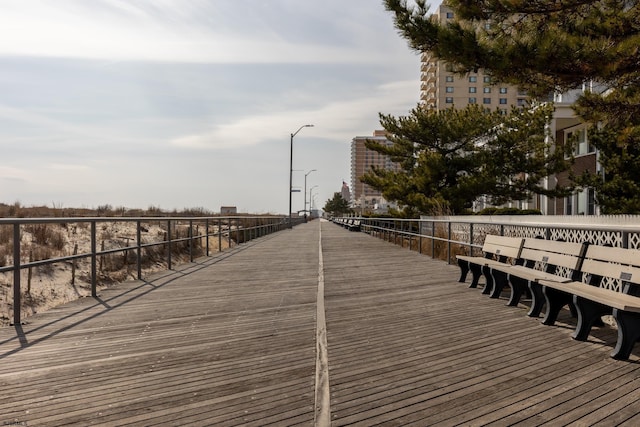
[0,225,11,267]
[0,246,8,267]
[141,243,166,266]
[100,252,128,273]
[100,225,115,241]
[24,224,66,252]
[0,224,11,242]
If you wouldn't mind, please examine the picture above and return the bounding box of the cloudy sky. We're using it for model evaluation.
[0,0,440,214]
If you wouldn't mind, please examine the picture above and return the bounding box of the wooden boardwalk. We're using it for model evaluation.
[1,220,640,426]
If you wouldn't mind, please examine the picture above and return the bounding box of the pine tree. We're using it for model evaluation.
[385,0,640,96]
[323,193,351,216]
[361,103,570,215]
[384,0,640,213]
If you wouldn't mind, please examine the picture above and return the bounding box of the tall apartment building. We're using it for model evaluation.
[421,6,528,111]
[420,5,555,213]
[350,130,398,212]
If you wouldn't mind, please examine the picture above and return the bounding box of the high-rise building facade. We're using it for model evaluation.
[421,6,527,112]
[350,130,398,212]
[420,5,540,212]
[340,181,351,204]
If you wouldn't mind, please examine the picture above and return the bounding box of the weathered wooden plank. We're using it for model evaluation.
[321,222,640,426]
[0,223,321,426]
[1,220,640,426]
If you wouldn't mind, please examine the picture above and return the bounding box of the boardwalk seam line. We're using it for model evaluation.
[314,221,331,426]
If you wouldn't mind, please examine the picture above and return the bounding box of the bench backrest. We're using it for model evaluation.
[580,245,640,292]
[481,235,524,260]
[581,245,640,296]
[519,238,586,275]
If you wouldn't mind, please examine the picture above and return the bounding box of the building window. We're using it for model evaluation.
[445,97,453,104]
[445,75,454,82]
[517,99,526,106]
[446,87,454,93]
[576,188,596,215]
[483,98,491,104]
[566,195,573,215]
[469,76,477,83]
[499,87,508,94]
[499,98,508,104]
[469,87,477,93]
[446,12,454,19]
[483,87,491,93]
[569,127,596,155]
[469,97,477,104]
[484,76,491,83]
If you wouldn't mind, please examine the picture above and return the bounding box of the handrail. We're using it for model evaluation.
[334,215,640,267]
[1,215,305,325]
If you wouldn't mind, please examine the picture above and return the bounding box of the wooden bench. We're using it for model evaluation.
[347,219,361,232]
[456,235,524,290]
[539,244,640,360]
[333,218,361,232]
[487,238,586,315]
[334,218,350,229]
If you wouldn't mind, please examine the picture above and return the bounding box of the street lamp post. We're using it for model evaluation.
[309,185,318,218]
[304,169,317,217]
[289,124,314,228]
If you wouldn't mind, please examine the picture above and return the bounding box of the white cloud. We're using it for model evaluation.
[0,166,29,181]
[0,0,423,213]
[48,163,91,171]
[170,79,418,150]
[0,0,415,65]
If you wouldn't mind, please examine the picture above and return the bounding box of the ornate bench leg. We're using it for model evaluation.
[506,275,527,307]
[611,309,640,360]
[481,265,493,294]
[489,269,508,299]
[470,263,483,288]
[571,295,611,341]
[542,286,573,326]
[457,259,470,283]
[527,281,545,317]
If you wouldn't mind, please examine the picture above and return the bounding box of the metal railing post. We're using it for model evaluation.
[13,223,21,325]
[167,220,172,270]
[447,221,452,264]
[394,220,397,244]
[218,218,222,252]
[205,219,210,256]
[431,221,435,259]
[91,221,97,297]
[189,220,194,262]
[469,223,474,257]
[136,220,142,280]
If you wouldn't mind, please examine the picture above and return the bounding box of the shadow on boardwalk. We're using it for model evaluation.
[0,220,639,426]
